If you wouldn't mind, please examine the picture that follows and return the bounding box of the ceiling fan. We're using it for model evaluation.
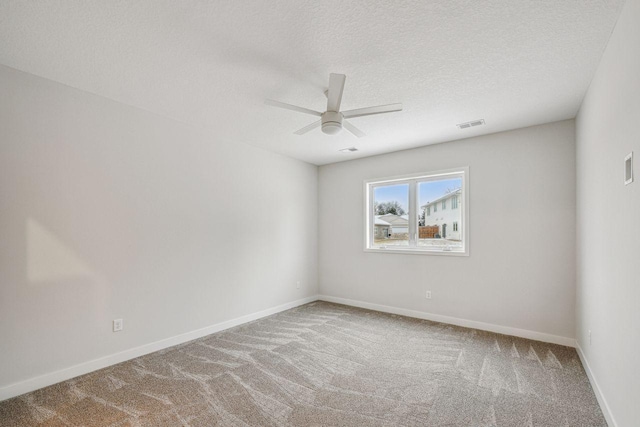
[265,73,402,138]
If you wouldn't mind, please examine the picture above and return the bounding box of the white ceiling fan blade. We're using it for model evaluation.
[294,120,321,135]
[342,103,403,119]
[265,99,322,116]
[343,120,365,138]
[326,73,346,112]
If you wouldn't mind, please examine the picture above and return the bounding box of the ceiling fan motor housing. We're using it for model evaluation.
[322,111,343,135]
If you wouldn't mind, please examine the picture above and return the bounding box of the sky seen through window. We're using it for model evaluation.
[374,178,462,214]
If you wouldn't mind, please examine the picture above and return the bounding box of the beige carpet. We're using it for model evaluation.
[0,302,605,426]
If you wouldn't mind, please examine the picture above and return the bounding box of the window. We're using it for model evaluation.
[365,168,468,255]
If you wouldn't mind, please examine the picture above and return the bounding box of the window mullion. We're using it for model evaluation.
[409,180,417,247]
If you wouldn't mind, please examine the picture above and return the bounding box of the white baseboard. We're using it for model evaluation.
[0,295,319,402]
[575,342,617,427]
[0,294,580,403]
[318,295,576,347]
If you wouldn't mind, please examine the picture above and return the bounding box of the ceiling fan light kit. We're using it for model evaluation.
[321,111,343,135]
[265,73,402,138]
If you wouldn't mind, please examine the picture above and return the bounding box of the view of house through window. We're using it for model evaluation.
[372,183,409,248]
[418,178,463,250]
[366,168,467,254]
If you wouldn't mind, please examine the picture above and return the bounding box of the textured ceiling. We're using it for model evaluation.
[0,1,624,165]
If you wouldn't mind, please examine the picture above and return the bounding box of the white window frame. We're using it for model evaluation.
[364,167,469,256]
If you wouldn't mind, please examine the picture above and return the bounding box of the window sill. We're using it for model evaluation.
[364,247,469,256]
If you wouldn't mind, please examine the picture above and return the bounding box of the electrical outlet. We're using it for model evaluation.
[113,319,123,332]
[296,281,300,289]
[588,330,591,345]
[426,291,432,299]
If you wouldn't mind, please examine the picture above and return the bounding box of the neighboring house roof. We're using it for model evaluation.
[374,217,392,226]
[378,214,409,226]
[421,189,461,209]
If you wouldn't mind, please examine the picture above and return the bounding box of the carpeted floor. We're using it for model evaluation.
[0,302,605,426]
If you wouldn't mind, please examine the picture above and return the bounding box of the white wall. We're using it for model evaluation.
[575,0,640,425]
[319,121,576,341]
[0,65,318,392]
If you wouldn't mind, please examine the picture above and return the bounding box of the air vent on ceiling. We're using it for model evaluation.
[339,147,358,153]
[457,119,485,129]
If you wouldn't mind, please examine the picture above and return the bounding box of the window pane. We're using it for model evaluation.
[373,184,409,247]
[418,178,463,250]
